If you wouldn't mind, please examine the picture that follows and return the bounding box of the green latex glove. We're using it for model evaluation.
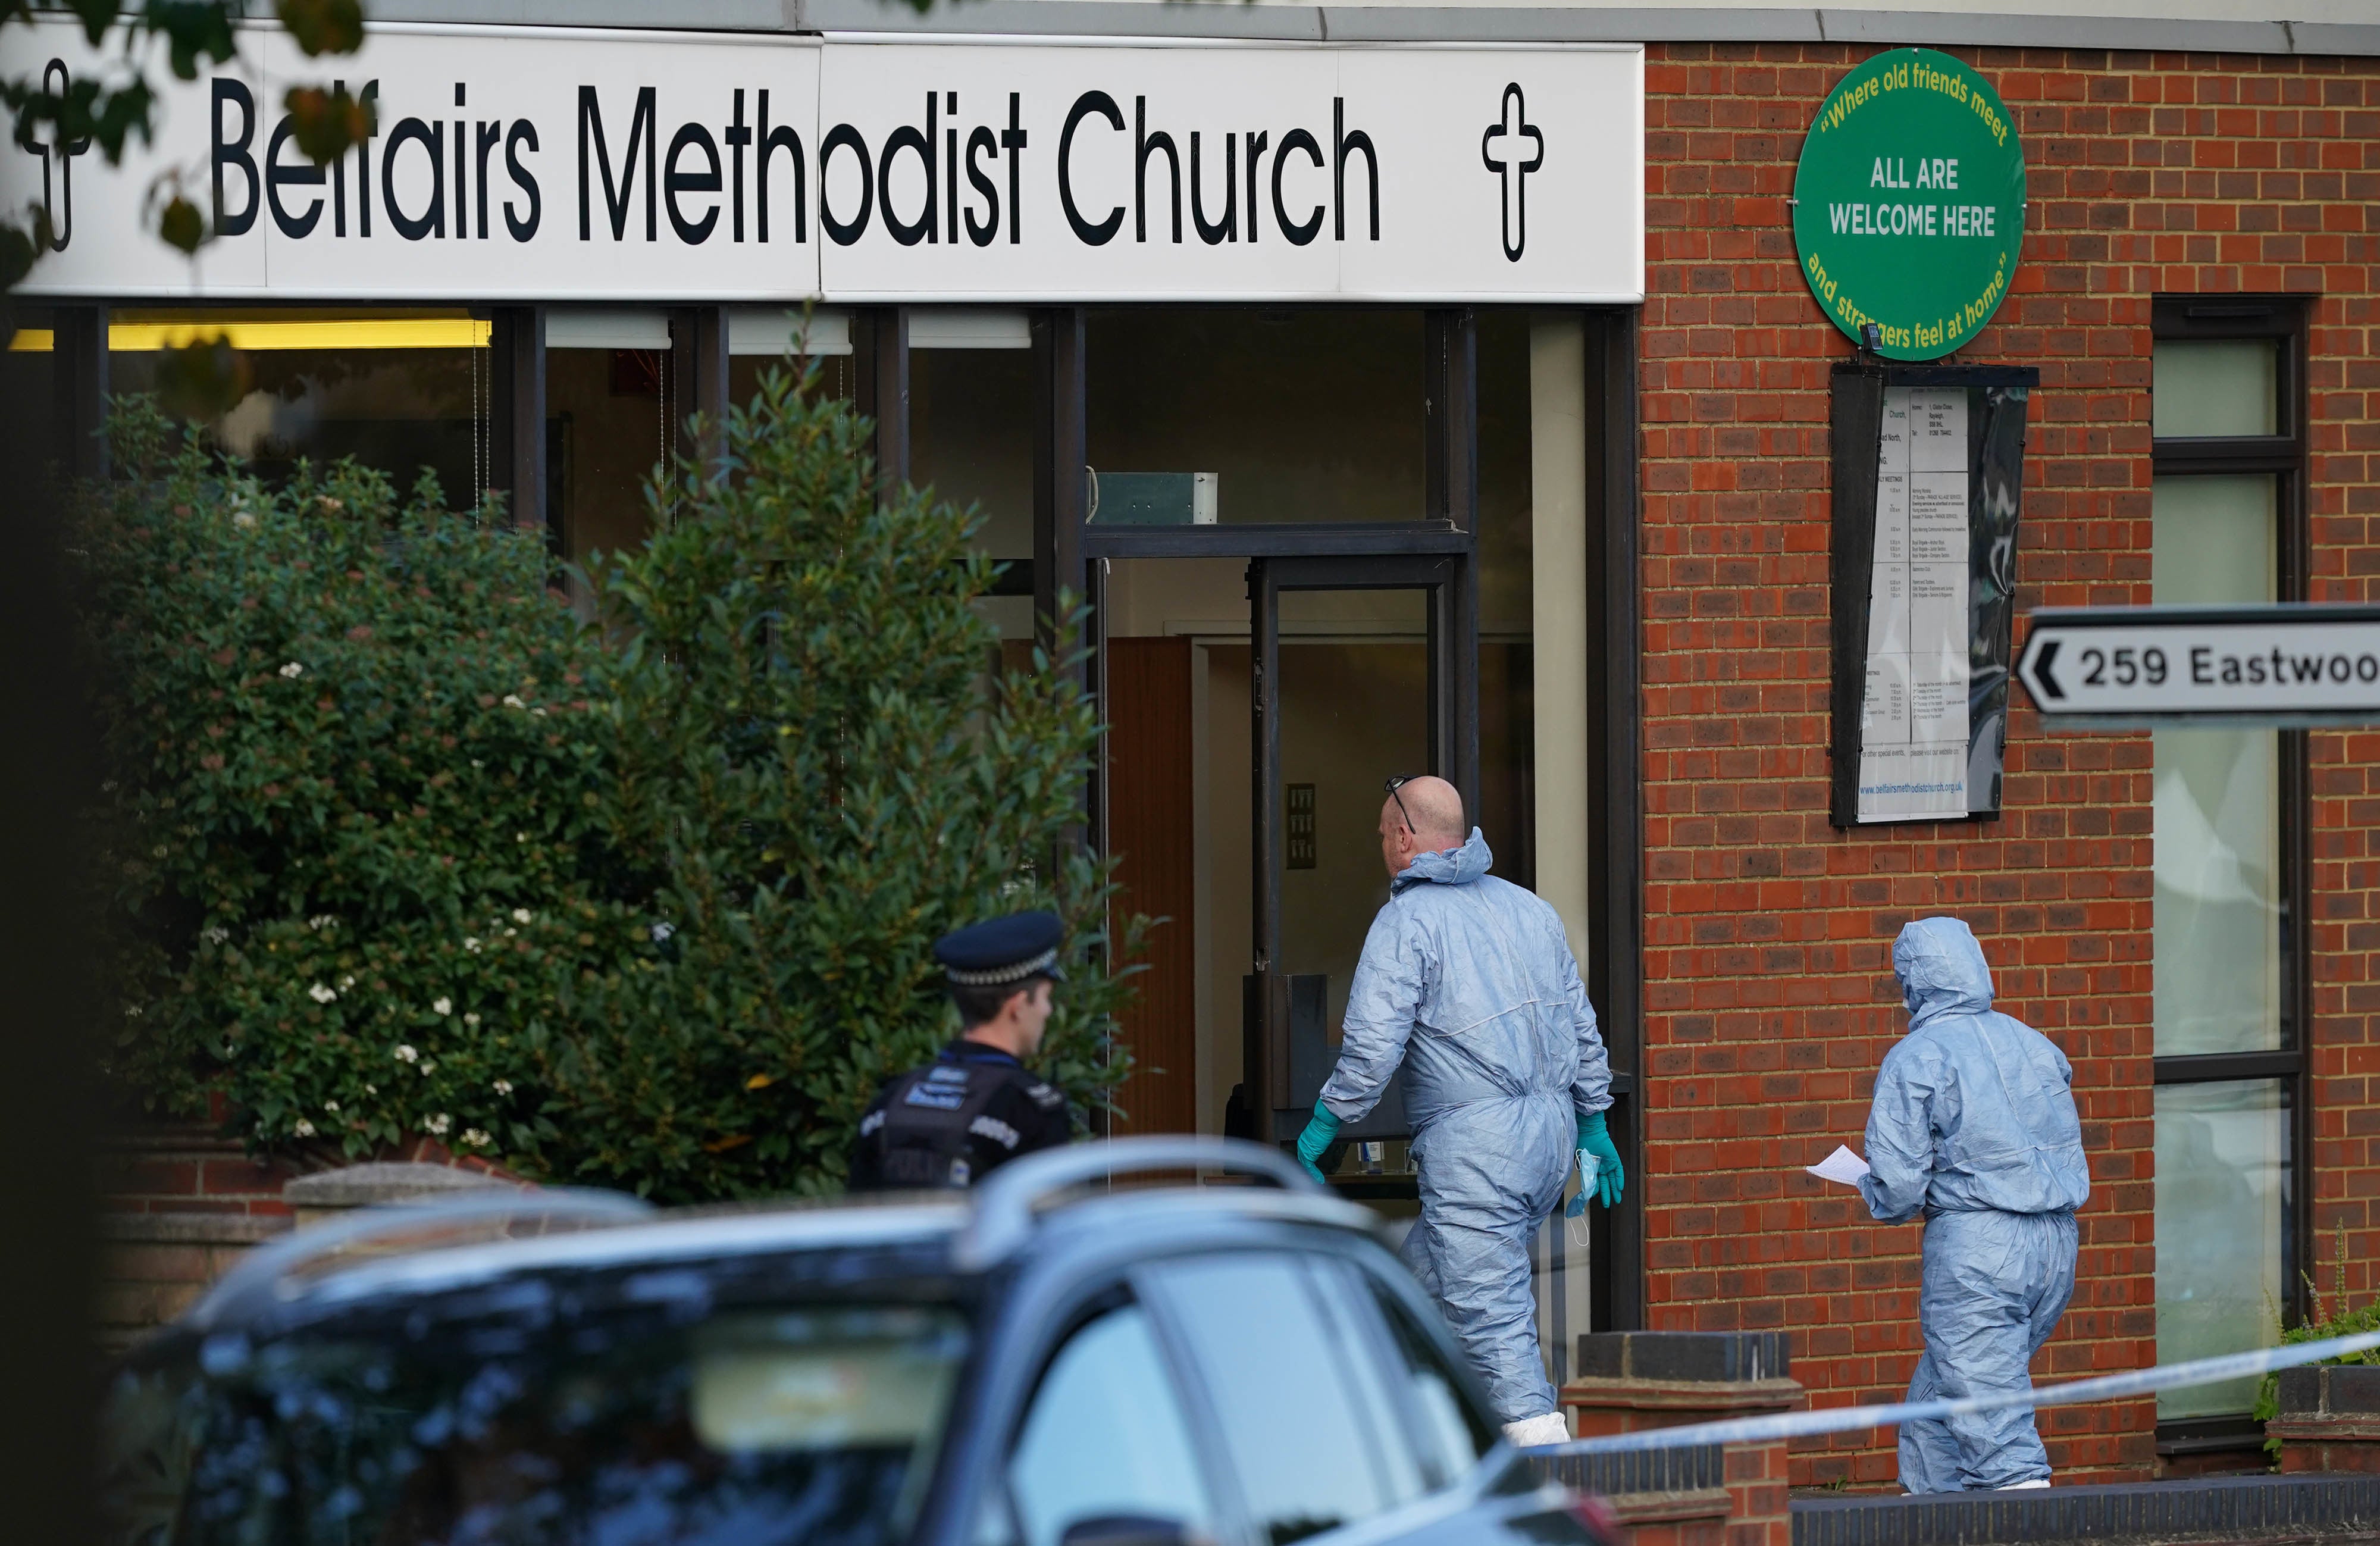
[1576,1110,1625,1209]
[1295,1100,1341,1183]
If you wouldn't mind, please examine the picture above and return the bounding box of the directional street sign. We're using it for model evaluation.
[2016,605,2380,724]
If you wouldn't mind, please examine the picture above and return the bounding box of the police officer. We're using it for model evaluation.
[848,910,1076,1191]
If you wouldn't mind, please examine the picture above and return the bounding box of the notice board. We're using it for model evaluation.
[1830,362,2036,827]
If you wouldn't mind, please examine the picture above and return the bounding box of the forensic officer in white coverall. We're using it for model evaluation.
[1858,916,2090,1492]
[1294,775,1624,1449]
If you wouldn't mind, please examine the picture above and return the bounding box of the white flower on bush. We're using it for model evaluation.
[152,844,169,858]
[339,974,356,990]
[512,909,533,924]
[502,693,526,709]
[650,922,675,944]
[492,1078,514,1096]
[231,510,256,530]
[463,937,482,953]
[364,1082,378,1095]
[464,1012,481,1027]
[308,915,334,932]
[462,1129,492,1148]
[424,1113,452,1136]
[292,1118,316,1138]
[279,661,305,680]
[203,926,229,946]
[324,1100,340,1113]
[308,982,337,1004]
[123,1004,142,1019]
[433,996,452,1016]
[419,1060,437,1075]
[393,1044,418,1063]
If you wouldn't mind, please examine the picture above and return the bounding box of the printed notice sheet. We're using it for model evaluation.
[1858,388,1971,821]
[1806,1145,1872,1186]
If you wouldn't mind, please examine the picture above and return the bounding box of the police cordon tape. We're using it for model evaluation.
[1529,1328,2380,1456]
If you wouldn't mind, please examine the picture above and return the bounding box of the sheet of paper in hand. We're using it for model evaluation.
[1808,1145,1872,1185]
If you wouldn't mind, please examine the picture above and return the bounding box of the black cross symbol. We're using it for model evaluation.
[1479,82,1542,264]
[32,59,91,252]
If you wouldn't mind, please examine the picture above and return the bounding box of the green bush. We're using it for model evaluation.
[78,402,637,1159]
[528,362,1141,1200]
[80,373,1141,1201]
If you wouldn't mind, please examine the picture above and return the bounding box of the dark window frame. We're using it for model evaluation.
[2148,293,2313,1456]
[1026,303,1644,1334]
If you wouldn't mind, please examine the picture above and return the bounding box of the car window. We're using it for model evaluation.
[1150,1253,1413,1545]
[1366,1281,1499,1487]
[1007,1302,1217,1546]
[158,1303,969,1546]
[1297,1260,1430,1506]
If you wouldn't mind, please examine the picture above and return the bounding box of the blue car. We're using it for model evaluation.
[102,1138,1617,1546]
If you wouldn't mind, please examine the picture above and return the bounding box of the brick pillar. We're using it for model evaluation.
[2269,1365,2380,1473]
[1561,1332,1801,1546]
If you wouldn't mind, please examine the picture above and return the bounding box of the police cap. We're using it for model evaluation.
[934,910,1066,987]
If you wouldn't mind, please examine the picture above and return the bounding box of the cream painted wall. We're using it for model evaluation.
[1529,314,1593,969]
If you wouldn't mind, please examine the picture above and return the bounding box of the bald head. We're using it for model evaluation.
[1388,776,1466,846]
[1379,776,1467,877]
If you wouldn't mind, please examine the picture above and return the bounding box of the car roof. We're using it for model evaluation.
[177,1137,1385,1342]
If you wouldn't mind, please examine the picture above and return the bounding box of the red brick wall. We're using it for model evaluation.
[1639,43,2379,1485]
[96,1122,527,1347]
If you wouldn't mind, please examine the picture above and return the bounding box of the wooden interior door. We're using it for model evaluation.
[1106,636,1198,1135]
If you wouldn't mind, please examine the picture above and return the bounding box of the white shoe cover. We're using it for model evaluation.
[1996,1479,2051,1490]
[1502,1412,1572,1448]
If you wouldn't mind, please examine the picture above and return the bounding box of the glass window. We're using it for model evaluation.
[2154,1079,2290,1417]
[106,309,493,499]
[548,309,674,569]
[1366,1281,1497,1489]
[1086,309,1426,525]
[912,311,1034,562]
[728,306,856,427]
[1277,586,1432,1047]
[1006,1304,1216,1546]
[2152,474,2282,1056]
[2152,339,2279,439]
[1151,1252,1413,1542]
[157,1303,970,1546]
[2149,327,2296,1425]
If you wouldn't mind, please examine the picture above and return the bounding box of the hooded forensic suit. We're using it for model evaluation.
[1858,917,2091,1493]
[1316,830,1610,1426]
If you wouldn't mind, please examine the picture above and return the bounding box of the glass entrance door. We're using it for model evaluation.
[1247,556,1476,1150]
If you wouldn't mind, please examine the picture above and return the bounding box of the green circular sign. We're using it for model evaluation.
[1792,48,2025,361]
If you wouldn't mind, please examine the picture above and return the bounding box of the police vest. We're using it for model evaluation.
[851,1056,1057,1190]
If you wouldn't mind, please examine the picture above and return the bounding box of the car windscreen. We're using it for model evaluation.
[111,1302,970,1546]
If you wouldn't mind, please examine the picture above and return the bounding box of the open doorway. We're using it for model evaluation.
[1104,558,1444,1146]
[1082,306,1624,1366]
